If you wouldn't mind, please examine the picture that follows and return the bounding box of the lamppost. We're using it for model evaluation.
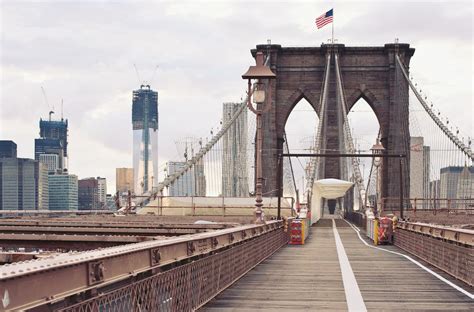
[242,51,276,223]
[370,140,384,216]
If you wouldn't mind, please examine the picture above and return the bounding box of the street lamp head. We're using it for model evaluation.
[370,141,384,155]
[253,85,266,104]
[370,140,385,167]
[242,52,276,80]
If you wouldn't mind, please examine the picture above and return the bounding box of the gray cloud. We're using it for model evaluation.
[1,0,472,192]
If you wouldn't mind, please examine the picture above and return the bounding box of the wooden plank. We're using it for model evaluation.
[202,219,474,311]
[202,221,346,311]
[336,219,473,310]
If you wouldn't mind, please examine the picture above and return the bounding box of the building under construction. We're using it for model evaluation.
[35,113,68,172]
[132,85,158,195]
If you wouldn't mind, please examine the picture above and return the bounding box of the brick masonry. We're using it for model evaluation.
[251,43,415,199]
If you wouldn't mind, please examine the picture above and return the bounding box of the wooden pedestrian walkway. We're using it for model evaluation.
[202,218,474,311]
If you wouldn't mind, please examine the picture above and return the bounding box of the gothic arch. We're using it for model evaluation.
[252,43,414,199]
[281,87,320,135]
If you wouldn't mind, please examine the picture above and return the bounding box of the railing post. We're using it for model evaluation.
[159,196,163,216]
[222,196,225,217]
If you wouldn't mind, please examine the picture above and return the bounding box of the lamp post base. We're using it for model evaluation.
[254,207,265,224]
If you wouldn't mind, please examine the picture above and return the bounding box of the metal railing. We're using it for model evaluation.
[345,211,366,229]
[395,221,474,286]
[381,197,474,214]
[141,205,296,217]
[0,220,287,310]
[59,228,288,311]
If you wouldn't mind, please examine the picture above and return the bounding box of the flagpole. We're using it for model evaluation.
[332,9,334,44]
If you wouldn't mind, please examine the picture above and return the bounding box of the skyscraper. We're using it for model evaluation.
[132,85,158,195]
[39,154,60,173]
[167,161,206,196]
[221,103,249,197]
[0,157,48,210]
[0,141,17,158]
[39,117,68,157]
[116,168,134,193]
[409,137,430,199]
[78,177,100,210]
[35,114,68,172]
[440,166,474,199]
[35,138,64,171]
[97,177,107,207]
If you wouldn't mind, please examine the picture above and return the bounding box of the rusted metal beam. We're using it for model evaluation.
[0,220,284,311]
[0,252,38,264]
[0,218,236,230]
[0,233,159,250]
[0,225,211,236]
[0,210,114,215]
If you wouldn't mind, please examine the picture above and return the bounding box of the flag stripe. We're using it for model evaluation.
[316,17,333,28]
[315,9,333,29]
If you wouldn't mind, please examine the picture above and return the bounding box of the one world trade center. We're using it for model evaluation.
[132,85,158,195]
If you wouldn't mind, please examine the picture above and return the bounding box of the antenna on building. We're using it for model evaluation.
[49,110,54,121]
[61,99,64,121]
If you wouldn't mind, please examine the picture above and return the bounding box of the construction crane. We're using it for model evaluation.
[133,64,159,86]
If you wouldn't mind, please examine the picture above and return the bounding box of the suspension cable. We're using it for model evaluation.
[131,56,272,209]
[395,54,473,162]
[306,52,331,192]
[334,52,366,202]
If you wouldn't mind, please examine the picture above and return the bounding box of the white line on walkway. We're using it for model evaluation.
[343,219,474,300]
[332,219,367,312]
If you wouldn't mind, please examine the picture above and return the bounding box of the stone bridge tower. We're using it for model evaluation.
[251,43,415,200]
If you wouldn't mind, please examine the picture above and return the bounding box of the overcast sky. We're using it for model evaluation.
[1,0,472,193]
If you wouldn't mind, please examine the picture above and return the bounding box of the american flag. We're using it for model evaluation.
[315,9,333,29]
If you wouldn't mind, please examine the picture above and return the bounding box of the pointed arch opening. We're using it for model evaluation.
[347,97,381,184]
[283,98,320,199]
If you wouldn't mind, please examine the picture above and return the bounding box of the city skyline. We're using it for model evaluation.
[1,1,472,193]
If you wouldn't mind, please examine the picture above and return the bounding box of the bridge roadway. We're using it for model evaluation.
[202,217,474,311]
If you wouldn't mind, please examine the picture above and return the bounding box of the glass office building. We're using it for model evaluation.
[0,158,48,210]
[35,117,68,171]
[0,141,17,158]
[132,85,158,195]
[49,174,78,210]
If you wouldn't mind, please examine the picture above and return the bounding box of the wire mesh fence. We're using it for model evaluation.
[59,228,288,312]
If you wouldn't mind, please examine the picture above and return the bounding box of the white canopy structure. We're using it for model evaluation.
[310,178,354,224]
